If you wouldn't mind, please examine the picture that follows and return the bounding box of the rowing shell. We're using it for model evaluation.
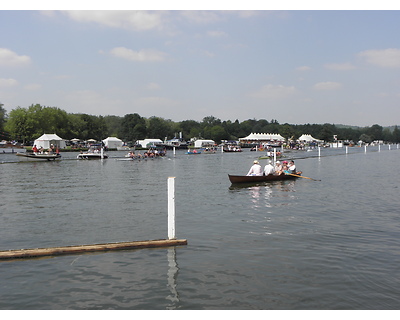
[228,172,302,184]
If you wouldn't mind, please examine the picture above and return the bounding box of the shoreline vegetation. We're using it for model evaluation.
[1,104,400,145]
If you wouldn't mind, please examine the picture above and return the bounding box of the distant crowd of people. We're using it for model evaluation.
[246,159,297,176]
[127,148,167,159]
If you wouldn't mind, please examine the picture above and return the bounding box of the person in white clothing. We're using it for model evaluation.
[274,161,283,175]
[246,160,263,176]
[264,160,275,176]
[288,160,296,174]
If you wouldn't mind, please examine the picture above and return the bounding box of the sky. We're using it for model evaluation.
[1,3,400,127]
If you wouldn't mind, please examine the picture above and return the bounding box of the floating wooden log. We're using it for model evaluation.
[0,239,188,260]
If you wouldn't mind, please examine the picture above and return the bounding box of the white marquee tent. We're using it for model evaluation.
[297,134,323,142]
[102,137,123,149]
[34,133,66,149]
[194,139,216,148]
[239,133,285,143]
[137,139,163,148]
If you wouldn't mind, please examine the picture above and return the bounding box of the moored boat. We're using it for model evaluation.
[77,146,108,159]
[202,147,217,154]
[16,152,61,161]
[228,172,302,184]
[223,144,242,152]
[186,149,201,154]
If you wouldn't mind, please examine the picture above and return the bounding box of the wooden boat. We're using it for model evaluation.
[228,172,302,184]
[223,146,242,152]
[16,152,61,161]
[201,147,217,154]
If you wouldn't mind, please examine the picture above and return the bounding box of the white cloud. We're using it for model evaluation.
[358,48,400,68]
[0,78,18,87]
[64,90,123,115]
[313,81,342,91]
[136,96,180,108]
[325,63,356,70]
[147,82,160,90]
[110,47,166,62]
[62,11,167,31]
[207,30,227,37]
[0,48,31,67]
[296,66,311,71]
[24,83,42,91]
[180,11,222,24]
[251,84,297,99]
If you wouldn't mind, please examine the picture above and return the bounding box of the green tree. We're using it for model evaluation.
[209,125,227,143]
[392,126,400,143]
[5,107,36,143]
[179,120,201,139]
[119,113,147,142]
[201,115,221,127]
[319,123,335,142]
[0,103,7,139]
[366,124,383,141]
[146,116,172,140]
[104,115,122,137]
[359,133,372,143]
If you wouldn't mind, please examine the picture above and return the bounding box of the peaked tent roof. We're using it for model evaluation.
[239,133,285,141]
[298,134,322,142]
[35,133,63,141]
[102,137,122,142]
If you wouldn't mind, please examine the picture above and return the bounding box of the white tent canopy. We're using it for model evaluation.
[102,137,123,148]
[194,139,215,148]
[298,134,322,142]
[239,132,285,142]
[34,133,66,149]
[137,139,163,148]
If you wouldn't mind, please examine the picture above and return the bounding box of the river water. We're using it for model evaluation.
[0,146,399,310]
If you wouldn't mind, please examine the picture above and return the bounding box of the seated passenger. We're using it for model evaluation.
[288,160,296,174]
[246,160,263,176]
[264,160,275,176]
[274,161,283,175]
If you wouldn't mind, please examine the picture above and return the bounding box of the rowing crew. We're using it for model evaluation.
[246,160,296,176]
[127,148,166,159]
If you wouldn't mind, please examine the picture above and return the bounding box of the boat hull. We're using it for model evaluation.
[228,173,301,184]
[77,153,108,159]
[16,153,61,161]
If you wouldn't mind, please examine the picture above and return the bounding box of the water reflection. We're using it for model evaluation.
[166,247,180,309]
[229,180,298,210]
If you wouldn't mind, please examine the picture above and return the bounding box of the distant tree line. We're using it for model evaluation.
[1,103,400,145]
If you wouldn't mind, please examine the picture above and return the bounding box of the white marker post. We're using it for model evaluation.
[168,177,176,240]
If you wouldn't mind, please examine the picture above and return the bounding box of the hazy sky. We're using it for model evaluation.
[1,4,400,126]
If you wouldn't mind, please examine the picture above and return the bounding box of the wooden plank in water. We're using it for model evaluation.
[0,239,188,260]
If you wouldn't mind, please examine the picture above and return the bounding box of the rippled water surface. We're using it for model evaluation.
[1,146,400,309]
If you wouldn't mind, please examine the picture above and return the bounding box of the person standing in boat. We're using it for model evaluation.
[247,160,263,176]
[32,145,38,154]
[264,160,275,176]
